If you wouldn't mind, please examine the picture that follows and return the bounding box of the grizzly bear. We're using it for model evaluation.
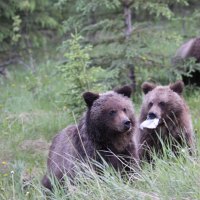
[173,37,200,86]
[42,85,139,190]
[137,81,195,162]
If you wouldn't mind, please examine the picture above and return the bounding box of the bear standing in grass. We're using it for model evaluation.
[138,81,195,162]
[42,85,139,190]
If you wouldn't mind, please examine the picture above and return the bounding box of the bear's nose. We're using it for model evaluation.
[123,120,131,130]
[147,112,157,120]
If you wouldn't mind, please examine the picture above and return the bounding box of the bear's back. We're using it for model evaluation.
[47,123,95,178]
[188,37,200,62]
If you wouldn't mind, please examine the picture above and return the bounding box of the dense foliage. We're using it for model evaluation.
[1,0,200,83]
[0,0,62,71]
[58,34,117,116]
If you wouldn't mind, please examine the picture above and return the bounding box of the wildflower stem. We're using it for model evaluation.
[11,171,15,200]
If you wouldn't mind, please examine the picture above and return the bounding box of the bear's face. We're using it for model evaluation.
[97,95,135,134]
[83,85,135,136]
[141,81,184,123]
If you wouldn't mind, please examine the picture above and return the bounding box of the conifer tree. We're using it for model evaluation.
[58,0,192,86]
[0,0,62,72]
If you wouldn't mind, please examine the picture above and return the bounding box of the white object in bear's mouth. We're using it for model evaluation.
[140,118,159,130]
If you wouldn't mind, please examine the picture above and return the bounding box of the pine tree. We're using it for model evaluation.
[58,0,193,87]
[58,33,118,116]
[0,0,62,73]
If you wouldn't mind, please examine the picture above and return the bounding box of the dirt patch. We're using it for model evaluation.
[20,138,50,156]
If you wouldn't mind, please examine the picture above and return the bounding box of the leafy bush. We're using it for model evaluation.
[172,57,200,80]
[57,34,118,117]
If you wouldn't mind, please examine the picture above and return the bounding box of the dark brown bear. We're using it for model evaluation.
[42,85,139,190]
[138,81,195,162]
[173,37,200,86]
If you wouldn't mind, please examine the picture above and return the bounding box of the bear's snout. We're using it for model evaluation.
[123,119,131,131]
[147,112,158,120]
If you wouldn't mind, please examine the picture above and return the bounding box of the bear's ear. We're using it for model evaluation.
[83,92,99,107]
[114,85,132,98]
[142,82,156,94]
[170,80,184,95]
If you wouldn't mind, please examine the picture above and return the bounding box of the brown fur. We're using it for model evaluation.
[137,81,195,162]
[175,37,200,62]
[174,37,200,85]
[42,85,139,190]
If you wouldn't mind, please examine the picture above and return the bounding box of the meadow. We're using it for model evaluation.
[0,62,200,200]
[1,0,200,199]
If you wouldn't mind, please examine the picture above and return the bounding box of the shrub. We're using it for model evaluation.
[58,34,118,117]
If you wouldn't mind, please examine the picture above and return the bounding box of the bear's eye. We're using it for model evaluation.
[159,101,165,107]
[123,108,127,112]
[109,110,117,116]
[148,102,153,108]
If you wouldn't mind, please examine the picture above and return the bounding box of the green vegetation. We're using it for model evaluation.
[58,34,117,116]
[0,0,200,199]
[0,57,200,199]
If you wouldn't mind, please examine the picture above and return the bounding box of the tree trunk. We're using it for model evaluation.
[124,4,132,39]
[88,10,97,43]
[123,0,136,90]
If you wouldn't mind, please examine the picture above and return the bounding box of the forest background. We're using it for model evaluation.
[0,0,200,199]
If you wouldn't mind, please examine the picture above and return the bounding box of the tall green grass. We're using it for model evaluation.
[0,63,200,199]
[0,147,199,199]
